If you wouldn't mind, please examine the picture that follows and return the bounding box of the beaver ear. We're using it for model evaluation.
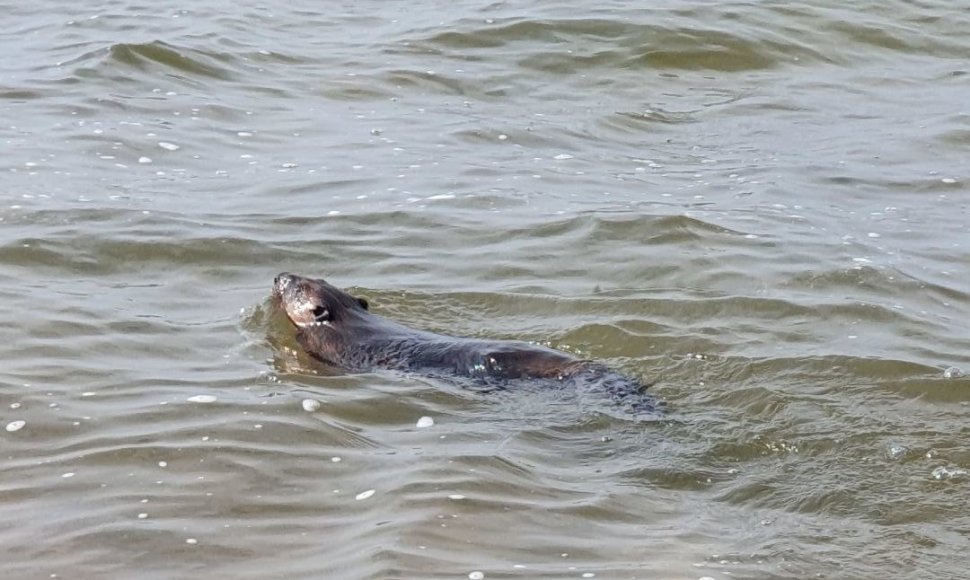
[357,297,369,310]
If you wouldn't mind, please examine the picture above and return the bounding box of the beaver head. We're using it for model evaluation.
[273,272,369,327]
[273,272,371,366]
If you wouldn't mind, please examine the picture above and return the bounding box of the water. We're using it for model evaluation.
[2,1,969,578]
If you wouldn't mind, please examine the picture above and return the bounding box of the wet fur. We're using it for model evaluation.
[273,273,659,412]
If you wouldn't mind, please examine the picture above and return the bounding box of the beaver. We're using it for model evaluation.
[273,272,660,413]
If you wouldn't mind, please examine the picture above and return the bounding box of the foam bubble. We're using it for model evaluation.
[886,444,908,460]
[187,395,216,403]
[416,416,434,428]
[5,420,25,432]
[943,366,963,379]
[932,466,967,480]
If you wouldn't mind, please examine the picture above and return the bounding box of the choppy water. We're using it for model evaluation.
[2,1,969,578]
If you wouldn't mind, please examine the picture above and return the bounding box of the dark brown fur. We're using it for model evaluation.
[272,273,659,412]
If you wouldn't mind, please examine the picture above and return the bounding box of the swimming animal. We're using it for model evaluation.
[273,273,660,413]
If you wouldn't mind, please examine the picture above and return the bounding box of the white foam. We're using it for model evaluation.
[302,398,321,412]
[416,416,434,428]
[187,395,216,403]
[887,444,908,460]
[355,489,375,500]
[932,466,967,480]
[5,420,25,432]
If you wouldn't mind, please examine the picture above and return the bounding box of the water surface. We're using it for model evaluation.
[2,1,969,578]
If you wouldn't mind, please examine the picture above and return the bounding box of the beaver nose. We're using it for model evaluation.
[274,273,295,292]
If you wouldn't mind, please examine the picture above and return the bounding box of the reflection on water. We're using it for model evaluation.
[1,0,969,578]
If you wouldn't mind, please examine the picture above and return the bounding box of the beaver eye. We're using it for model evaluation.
[312,306,330,321]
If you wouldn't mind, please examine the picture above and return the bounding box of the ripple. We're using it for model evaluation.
[104,41,237,80]
[418,17,831,73]
[4,1,970,578]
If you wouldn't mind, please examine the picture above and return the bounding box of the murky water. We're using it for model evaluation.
[2,1,969,578]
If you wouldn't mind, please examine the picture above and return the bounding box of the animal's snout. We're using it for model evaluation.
[274,272,296,295]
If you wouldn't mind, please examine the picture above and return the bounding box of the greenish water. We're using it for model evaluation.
[2,1,969,578]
